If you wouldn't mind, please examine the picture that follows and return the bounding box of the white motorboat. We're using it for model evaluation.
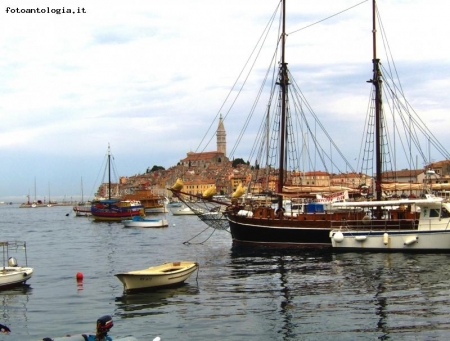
[171,206,202,216]
[122,216,168,228]
[115,261,199,291]
[329,195,450,251]
[0,241,33,289]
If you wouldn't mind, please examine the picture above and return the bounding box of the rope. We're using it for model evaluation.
[183,226,217,245]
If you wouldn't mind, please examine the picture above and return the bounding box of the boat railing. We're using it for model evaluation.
[330,218,417,232]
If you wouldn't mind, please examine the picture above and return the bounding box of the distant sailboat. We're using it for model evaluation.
[20,178,44,208]
[73,177,91,216]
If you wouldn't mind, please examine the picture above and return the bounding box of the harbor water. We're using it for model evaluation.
[1,204,450,340]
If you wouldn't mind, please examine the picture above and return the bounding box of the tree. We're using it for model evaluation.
[232,158,246,168]
[147,165,165,173]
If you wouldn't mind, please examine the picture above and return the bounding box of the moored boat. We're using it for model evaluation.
[91,145,144,222]
[122,215,168,228]
[329,195,450,252]
[169,0,450,248]
[122,189,168,214]
[170,206,199,216]
[115,261,199,292]
[91,199,144,222]
[0,241,33,289]
[73,204,92,217]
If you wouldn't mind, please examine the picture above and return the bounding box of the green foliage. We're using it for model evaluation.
[232,158,246,168]
[147,165,165,172]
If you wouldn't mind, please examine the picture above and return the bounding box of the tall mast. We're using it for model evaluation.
[81,177,84,203]
[278,0,288,210]
[372,0,383,206]
[108,143,111,200]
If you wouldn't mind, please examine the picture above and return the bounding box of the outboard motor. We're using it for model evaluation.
[96,315,114,340]
[8,257,18,267]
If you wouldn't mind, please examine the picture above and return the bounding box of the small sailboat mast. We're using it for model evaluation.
[277,0,288,210]
[107,143,112,200]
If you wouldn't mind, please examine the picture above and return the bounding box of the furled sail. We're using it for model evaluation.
[171,178,184,191]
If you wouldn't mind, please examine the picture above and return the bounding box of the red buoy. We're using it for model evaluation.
[76,272,84,281]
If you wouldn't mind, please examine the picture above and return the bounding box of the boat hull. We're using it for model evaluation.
[0,267,33,288]
[115,261,198,291]
[73,205,92,217]
[123,218,168,228]
[227,215,331,248]
[91,200,144,222]
[330,229,450,252]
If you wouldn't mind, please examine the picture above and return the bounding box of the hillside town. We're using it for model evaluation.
[96,116,450,202]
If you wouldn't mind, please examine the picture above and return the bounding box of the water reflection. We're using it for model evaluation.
[227,247,450,340]
[229,246,336,340]
[331,252,450,339]
[0,285,32,326]
[115,284,200,319]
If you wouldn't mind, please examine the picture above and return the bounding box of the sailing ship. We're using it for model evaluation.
[91,145,144,222]
[170,0,450,248]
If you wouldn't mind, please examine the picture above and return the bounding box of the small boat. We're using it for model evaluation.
[115,261,199,292]
[0,241,33,289]
[41,315,143,341]
[73,204,92,217]
[330,195,450,252]
[171,206,200,216]
[73,177,92,216]
[122,189,168,214]
[167,201,182,208]
[122,215,168,228]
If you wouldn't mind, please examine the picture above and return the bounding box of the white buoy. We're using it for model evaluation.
[332,231,344,243]
[355,235,367,242]
[172,223,176,226]
[383,233,389,245]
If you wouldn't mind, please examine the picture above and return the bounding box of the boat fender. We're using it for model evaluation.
[332,231,344,243]
[404,236,418,246]
[354,235,367,242]
[383,233,389,245]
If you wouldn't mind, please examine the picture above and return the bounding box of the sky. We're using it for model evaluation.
[1,0,449,203]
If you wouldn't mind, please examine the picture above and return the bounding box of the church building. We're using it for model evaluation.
[179,115,229,168]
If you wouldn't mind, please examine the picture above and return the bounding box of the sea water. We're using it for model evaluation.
[1,204,450,340]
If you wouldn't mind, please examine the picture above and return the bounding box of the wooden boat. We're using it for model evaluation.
[329,195,450,252]
[122,189,168,214]
[73,204,92,217]
[0,241,33,289]
[168,0,450,249]
[115,261,199,291]
[122,215,168,228]
[91,145,144,222]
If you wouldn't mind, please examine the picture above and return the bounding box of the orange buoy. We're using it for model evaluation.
[76,272,84,281]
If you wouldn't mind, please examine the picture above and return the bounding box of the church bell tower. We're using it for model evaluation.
[216,114,226,156]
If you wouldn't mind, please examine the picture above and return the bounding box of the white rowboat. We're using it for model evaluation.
[115,261,199,291]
